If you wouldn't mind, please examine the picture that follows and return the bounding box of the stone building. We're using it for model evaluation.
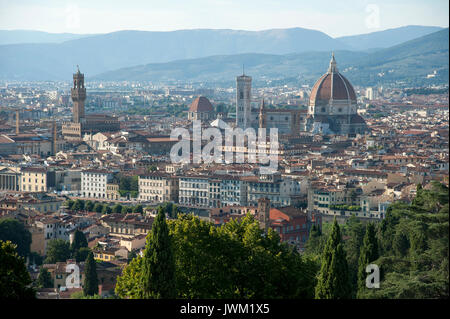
[62,67,120,141]
[0,167,21,191]
[138,172,179,203]
[305,53,369,136]
[236,73,252,129]
[187,96,215,121]
[235,73,307,135]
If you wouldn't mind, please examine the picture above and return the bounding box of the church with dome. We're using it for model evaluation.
[304,53,368,136]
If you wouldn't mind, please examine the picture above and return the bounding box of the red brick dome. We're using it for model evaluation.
[189,96,214,112]
[309,54,357,106]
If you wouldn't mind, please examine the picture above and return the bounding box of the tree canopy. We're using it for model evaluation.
[0,240,35,299]
[116,212,317,299]
[45,239,71,264]
[0,218,32,258]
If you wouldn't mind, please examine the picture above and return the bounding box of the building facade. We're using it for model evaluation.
[81,169,115,199]
[236,73,252,129]
[138,173,179,203]
[187,96,215,121]
[20,167,48,192]
[305,53,369,136]
[62,68,120,141]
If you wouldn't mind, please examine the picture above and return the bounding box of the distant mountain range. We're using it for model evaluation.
[95,28,449,87]
[0,30,92,45]
[336,25,443,51]
[0,25,447,85]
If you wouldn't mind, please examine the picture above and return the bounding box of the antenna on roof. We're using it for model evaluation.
[243,64,245,76]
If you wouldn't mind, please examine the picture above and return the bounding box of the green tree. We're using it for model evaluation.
[119,176,131,191]
[359,182,449,299]
[29,252,43,266]
[171,213,316,299]
[65,199,74,210]
[304,224,324,255]
[121,206,132,214]
[93,203,104,213]
[37,267,53,288]
[393,231,409,257]
[85,200,94,212]
[343,215,366,296]
[101,205,112,214]
[45,239,71,264]
[114,213,318,299]
[115,256,143,299]
[70,230,88,255]
[75,247,91,263]
[357,223,379,297]
[83,251,99,296]
[315,218,352,299]
[164,202,178,219]
[0,240,35,299]
[130,176,139,192]
[133,204,144,214]
[0,218,32,258]
[112,204,123,214]
[140,207,176,298]
[72,199,85,211]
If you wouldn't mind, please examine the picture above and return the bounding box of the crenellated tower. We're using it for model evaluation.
[71,66,86,123]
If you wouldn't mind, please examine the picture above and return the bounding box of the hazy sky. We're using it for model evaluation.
[0,0,448,37]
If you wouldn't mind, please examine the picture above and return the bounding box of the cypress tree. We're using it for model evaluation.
[140,207,176,298]
[315,218,352,299]
[71,230,88,255]
[357,223,379,297]
[83,251,98,296]
[393,231,409,257]
[37,267,53,288]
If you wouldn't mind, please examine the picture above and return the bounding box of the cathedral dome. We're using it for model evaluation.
[309,53,357,106]
[189,96,214,112]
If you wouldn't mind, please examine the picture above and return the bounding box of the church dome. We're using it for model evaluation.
[309,53,357,106]
[189,96,214,112]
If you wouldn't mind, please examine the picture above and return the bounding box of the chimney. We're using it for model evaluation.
[15,110,19,134]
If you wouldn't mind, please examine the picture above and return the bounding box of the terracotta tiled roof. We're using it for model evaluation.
[189,96,214,112]
[309,55,357,106]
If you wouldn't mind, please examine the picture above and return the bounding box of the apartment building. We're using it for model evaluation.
[244,174,292,207]
[138,172,179,203]
[178,175,210,207]
[81,169,115,199]
[33,216,74,254]
[54,169,81,192]
[209,178,221,208]
[100,213,153,239]
[219,175,247,207]
[307,185,384,222]
[21,167,48,192]
[106,183,120,200]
